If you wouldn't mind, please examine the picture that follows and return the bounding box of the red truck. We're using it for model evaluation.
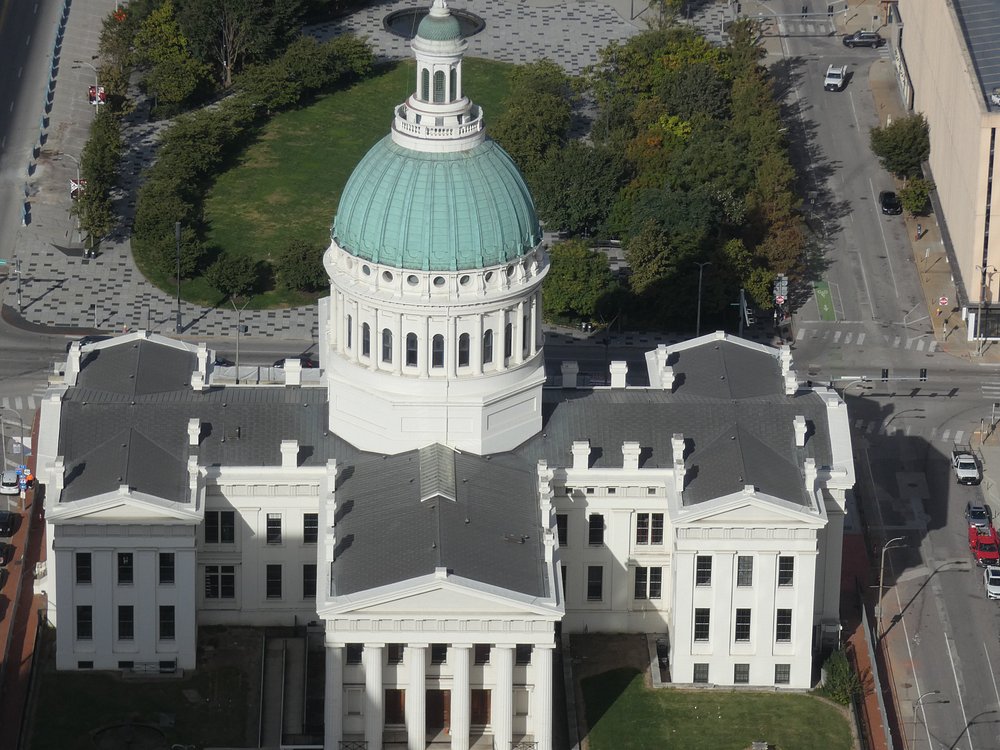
[969,525,1000,566]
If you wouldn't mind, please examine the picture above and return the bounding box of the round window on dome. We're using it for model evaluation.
[382,271,394,283]
[362,265,371,276]
[484,271,494,282]
[433,276,446,287]
[407,275,419,286]
[505,265,514,277]
[459,275,470,286]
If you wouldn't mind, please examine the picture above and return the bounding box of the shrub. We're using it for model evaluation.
[821,650,861,705]
[275,239,327,292]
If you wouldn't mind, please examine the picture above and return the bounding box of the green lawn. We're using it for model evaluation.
[198,57,516,308]
[582,668,853,750]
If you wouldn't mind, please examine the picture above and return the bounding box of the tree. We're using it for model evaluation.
[206,253,261,298]
[899,177,935,216]
[275,239,327,291]
[821,650,861,705]
[870,113,930,178]
[133,0,210,110]
[72,189,115,251]
[542,240,617,320]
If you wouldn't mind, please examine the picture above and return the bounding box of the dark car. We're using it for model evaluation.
[213,356,235,367]
[0,510,17,537]
[843,31,884,48]
[0,543,12,566]
[273,357,318,369]
[879,191,903,215]
[65,334,111,352]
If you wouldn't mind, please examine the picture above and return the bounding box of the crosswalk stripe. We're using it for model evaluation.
[857,332,865,345]
[12,397,21,410]
[893,336,901,348]
[929,340,938,352]
[833,331,842,343]
[942,429,951,441]
[916,339,925,351]
[796,328,806,341]
[844,332,853,344]
[955,430,965,443]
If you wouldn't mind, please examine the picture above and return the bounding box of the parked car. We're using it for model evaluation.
[879,191,903,216]
[952,444,983,484]
[0,542,12,566]
[967,501,993,529]
[985,565,1000,599]
[273,357,318,369]
[843,31,884,48]
[0,510,16,537]
[824,64,848,92]
[213,356,235,367]
[0,470,19,496]
[970,524,1000,566]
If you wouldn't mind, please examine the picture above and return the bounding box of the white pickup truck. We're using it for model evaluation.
[952,443,983,485]
[824,64,847,92]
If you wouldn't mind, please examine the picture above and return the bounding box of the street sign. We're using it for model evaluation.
[939,296,949,306]
[775,295,786,305]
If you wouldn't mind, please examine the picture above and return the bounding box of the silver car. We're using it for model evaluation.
[0,470,18,496]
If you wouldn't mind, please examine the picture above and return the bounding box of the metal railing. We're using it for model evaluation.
[338,742,367,750]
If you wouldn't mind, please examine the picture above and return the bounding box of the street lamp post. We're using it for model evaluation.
[912,690,948,749]
[695,262,711,337]
[976,264,997,355]
[877,536,906,637]
[174,222,183,333]
[232,297,250,384]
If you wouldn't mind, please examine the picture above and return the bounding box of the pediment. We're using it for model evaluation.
[49,489,200,524]
[676,492,823,528]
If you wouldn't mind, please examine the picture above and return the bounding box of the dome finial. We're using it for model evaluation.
[430,0,449,17]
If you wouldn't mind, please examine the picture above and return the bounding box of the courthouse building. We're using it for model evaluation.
[34,3,855,748]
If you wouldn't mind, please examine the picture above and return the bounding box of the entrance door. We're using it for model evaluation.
[426,689,451,732]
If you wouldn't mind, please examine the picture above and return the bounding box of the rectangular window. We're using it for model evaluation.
[75,552,91,584]
[266,564,282,599]
[76,605,93,640]
[303,564,317,599]
[78,661,94,669]
[474,644,491,665]
[117,552,133,585]
[205,510,235,544]
[736,556,753,587]
[693,608,710,641]
[636,513,649,545]
[693,663,709,684]
[515,644,532,665]
[303,513,318,544]
[649,566,662,599]
[346,688,363,714]
[118,660,134,670]
[346,644,363,665]
[118,605,134,640]
[695,555,712,586]
[159,605,175,641]
[387,644,404,665]
[734,608,751,642]
[159,552,175,585]
[776,609,792,642]
[588,514,604,545]
[634,566,648,599]
[778,556,795,586]
[431,644,447,664]
[556,514,567,546]
[385,688,406,725]
[266,513,282,544]
[634,566,663,600]
[586,565,603,601]
[775,664,791,684]
[734,663,750,684]
[561,565,567,598]
[651,513,664,544]
[205,565,236,599]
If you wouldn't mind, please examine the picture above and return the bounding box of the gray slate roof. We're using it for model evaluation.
[952,0,1000,109]
[332,450,546,597]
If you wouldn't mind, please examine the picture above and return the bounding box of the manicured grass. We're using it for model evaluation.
[199,57,516,308]
[582,668,853,750]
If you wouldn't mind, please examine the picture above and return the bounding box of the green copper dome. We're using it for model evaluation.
[416,11,462,41]
[333,137,541,271]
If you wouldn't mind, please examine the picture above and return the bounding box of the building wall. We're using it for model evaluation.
[901,0,1000,306]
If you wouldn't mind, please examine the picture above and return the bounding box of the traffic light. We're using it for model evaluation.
[881,368,889,382]
[919,368,927,382]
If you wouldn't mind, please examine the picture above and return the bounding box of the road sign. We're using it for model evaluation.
[775,295,786,305]
[939,296,949,306]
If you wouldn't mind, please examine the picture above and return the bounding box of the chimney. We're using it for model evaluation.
[284,358,302,386]
[622,441,641,470]
[280,439,299,468]
[53,456,65,497]
[188,418,200,447]
[571,440,590,470]
[65,342,81,386]
[793,415,807,447]
[780,345,797,394]
[804,457,817,489]
[672,434,686,493]
[610,361,628,388]
[561,361,579,389]
[661,366,675,391]
[188,456,199,497]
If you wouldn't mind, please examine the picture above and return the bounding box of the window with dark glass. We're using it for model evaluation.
[382,329,393,363]
[75,552,91,584]
[118,605,134,640]
[634,566,648,600]
[433,70,446,102]
[736,556,753,587]
[636,514,649,545]
[205,510,235,544]
[266,513,282,544]
[776,609,792,642]
[515,644,532,665]
[693,608,710,641]
[420,68,429,100]
[303,564,317,599]
[266,564,282,599]
[651,513,664,544]
[406,333,418,366]
[588,514,604,545]
[159,552,175,584]
[388,644,404,665]
[693,663,709,683]
[159,605,175,640]
[303,513,318,544]
[431,644,447,664]
[561,565,567,598]
[649,567,662,599]
[734,609,751,642]
[347,315,353,349]
[77,605,93,640]
[385,689,406,725]
[458,333,470,367]
[775,664,791,684]
[482,330,493,363]
[362,323,370,357]
[778,556,794,586]
[504,323,512,359]
[205,564,236,599]
[346,644,363,664]
[471,689,491,726]
[586,566,603,601]
[474,644,491,665]
[695,555,712,586]
[117,553,133,585]
[556,514,567,546]
[432,335,444,368]
[734,664,750,684]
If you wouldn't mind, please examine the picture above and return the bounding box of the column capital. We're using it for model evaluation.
[407,642,430,650]
[362,642,386,649]
[324,639,346,649]
[450,643,474,650]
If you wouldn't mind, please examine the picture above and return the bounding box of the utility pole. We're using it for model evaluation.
[232,297,250,384]
[976,264,996,355]
[877,536,906,637]
[15,258,22,313]
[175,222,182,333]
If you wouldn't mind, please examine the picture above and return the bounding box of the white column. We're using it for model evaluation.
[530,292,540,355]
[473,314,483,376]
[406,644,427,750]
[515,300,525,365]
[532,646,553,750]
[421,317,430,378]
[450,644,471,750]
[496,310,507,372]
[350,301,360,363]
[331,291,340,351]
[324,643,344,748]
[394,315,403,375]
[363,643,384,750]
[492,645,514,750]
[448,316,458,377]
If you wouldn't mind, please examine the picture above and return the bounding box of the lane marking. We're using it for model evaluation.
[983,643,1000,713]
[869,177,901,300]
[857,332,866,345]
[944,633,974,750]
